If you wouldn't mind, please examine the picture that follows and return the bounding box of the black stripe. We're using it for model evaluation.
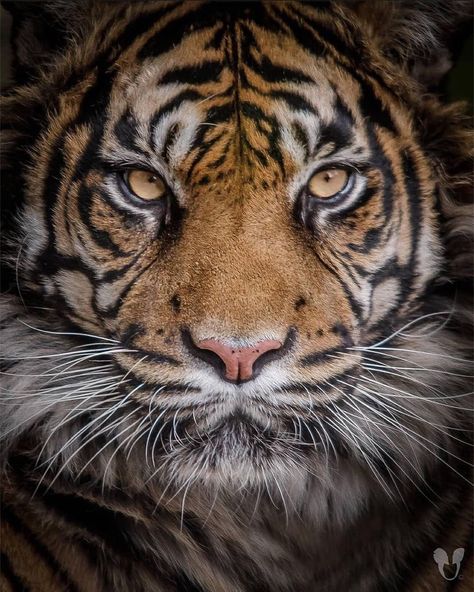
[99,255,159,318]
[0,552,28,592]
[15,481,161,560]
[161,122,180,161]
[36,70,118,306]
[111,3,183,58]
[292,122,310,160]
[328,250,363,289]
[271,4,327,58]
[290,2,399,105]
[113,110,148,156]
[101,251,145,283]
[365,125,395,220]
[118,347,181,367]
[240,102,284,172]
[186,122,229,182]
[240,22,314,84]
[273,4,398,134]
[77,185,131,257]
[138,3,217,60]
[24,483,195,588]
[356,76,397,135]
[22,3,179,203]
[315,93,355,155]
[300,347,355,367]
[340,187,380,221]
[227,7,243,162]
[243,137,268,167]
[241,1,293,39]
[150,89,204,152]
[37,135,67,274]
[160,60,224,85]
[29,2,182,269]
[207,138,232,169]
[26,489,143,560]
[206,23,226,50]
[313,252,363,319]
[269,89,316,114]
[36,68,115,280]
[292,3,354,59]
[347,226,384,254]
[400,148,423,294]
[378,467,472,592]
[2,506,78,592]
[192,103,234,152]
[363,261,404,331]
[59,2,180,92]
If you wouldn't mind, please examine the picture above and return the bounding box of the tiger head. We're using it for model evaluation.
[2,1,472,503]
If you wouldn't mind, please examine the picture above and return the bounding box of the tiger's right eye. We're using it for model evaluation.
[123,169,167,202]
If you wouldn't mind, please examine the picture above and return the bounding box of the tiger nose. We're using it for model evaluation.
[195,339,282,383]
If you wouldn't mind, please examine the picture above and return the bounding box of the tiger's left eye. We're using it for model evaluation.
[124,169,167,201]
[307,168,349,199]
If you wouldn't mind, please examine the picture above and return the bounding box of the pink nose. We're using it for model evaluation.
[196,339,282,382]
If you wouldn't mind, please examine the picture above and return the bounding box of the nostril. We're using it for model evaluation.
[181,330,227,374]
[182,328,297,383]
[182,330,283,383]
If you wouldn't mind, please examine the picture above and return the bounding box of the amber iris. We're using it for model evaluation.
[308,168,349,199]
[125,170,167,201]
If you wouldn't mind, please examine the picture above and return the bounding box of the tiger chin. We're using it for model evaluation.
[1,1,472,591]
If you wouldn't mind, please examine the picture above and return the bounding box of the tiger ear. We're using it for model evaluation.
[351,0,472,87]
[2,1,88,83]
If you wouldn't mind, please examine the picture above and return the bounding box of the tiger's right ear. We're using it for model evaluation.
[2,1,88,84]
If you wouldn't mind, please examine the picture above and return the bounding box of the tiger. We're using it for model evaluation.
[0,0,472,591]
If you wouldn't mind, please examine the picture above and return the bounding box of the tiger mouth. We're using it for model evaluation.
[145,410,327,462]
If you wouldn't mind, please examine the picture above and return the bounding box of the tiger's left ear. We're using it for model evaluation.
[350,0,472,87]
[2,1,88,84]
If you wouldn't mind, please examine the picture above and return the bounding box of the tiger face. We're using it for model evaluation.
[2,1,471,497]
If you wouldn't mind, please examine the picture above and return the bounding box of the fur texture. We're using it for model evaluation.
[1,1,472,590]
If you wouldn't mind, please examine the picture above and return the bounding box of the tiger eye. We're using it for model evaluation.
[125,170,167,201]
[307,168,349,199]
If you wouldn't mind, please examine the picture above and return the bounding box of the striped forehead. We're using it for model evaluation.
[104,6,369,178]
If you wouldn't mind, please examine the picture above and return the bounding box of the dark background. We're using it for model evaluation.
[444,30,473,108]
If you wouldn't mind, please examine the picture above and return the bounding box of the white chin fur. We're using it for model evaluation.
[1,293,471,526]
